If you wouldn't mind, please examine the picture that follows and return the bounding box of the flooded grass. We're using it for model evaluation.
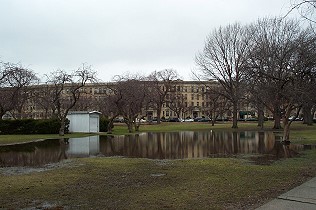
[0,121,315,209]
[0,153,316,209]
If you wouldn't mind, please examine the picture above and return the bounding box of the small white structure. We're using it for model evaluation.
[67,111,101,133]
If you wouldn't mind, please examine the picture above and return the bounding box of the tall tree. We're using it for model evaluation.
[148,69,179,124]
[111,74,149,133]
[196,23,250,128]
[46,64,97,136]
[0,61,38,119]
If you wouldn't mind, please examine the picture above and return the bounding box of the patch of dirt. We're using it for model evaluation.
[0,159,77,176]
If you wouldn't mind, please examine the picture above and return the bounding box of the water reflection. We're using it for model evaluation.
[99,131,303,159]
[66,136,100,157]
[0,139,67,167]
[0,131,315,167]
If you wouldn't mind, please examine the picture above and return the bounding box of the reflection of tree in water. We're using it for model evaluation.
[0,139,68,167]
[99,131,287,159]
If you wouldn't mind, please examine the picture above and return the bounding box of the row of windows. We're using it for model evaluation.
[162,101,221,108]
[162,85,206,93]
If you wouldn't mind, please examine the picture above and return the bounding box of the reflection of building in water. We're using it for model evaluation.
[66,136,100,157]
[99,131,278,159]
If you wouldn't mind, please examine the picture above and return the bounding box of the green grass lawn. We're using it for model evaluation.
[0,152,315,209]
[0,133,93,145]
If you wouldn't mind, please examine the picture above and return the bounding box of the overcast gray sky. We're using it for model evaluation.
[0,0,299,82]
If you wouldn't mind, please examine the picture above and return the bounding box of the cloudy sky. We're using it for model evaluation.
[0,0,299,82]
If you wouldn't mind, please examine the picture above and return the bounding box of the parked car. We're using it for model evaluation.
[194,117,211,122]
[113,117,124,123]
[198,117,211,122]
[194,117,202,122]
[168,118,182,122]
[289,116,302,121]
[184,118,194,122]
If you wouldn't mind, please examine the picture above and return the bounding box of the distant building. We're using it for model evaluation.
[18,80,257,120]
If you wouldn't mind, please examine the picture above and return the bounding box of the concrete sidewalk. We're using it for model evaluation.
[256,177,316,210]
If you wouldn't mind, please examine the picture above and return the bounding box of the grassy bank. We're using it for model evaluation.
[1,152,316,209]
[0,133,93,145]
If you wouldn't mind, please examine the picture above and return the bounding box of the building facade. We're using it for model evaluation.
[17,80,257,121]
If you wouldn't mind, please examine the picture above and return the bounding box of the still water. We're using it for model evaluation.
[0,131,314,167]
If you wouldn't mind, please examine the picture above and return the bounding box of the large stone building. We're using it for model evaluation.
[17,80,256,121]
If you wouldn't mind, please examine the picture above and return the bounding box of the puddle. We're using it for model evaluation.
[1,132,315,167]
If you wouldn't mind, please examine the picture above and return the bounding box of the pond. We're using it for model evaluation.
[0,131,315,167]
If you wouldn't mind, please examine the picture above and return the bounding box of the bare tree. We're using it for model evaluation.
[166,92,188,119]
[46,64,97,136]
[32,84,56,119]
[247,18,316,140]
[147,69,179,124]
[203,85,231,126]
[0,61,38,119]
[196,23,250,128]
[97,83,124,133]
[287,1,316,24]
[110,74,149,133]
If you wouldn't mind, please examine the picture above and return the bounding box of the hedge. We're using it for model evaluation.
[99,117,110,132]
[0,119,69,134]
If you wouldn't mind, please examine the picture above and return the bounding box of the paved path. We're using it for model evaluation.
[256,177,316,210]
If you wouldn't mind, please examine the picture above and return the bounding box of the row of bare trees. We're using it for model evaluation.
[196,17,316,141]
[94,70,182,133]
[0,62,97,135]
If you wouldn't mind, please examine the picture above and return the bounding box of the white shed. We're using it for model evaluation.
[67,111,101,133]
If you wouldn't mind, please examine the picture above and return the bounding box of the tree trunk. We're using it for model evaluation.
[211,112,216,126]
[134,121,140,132]
[273,111,282,129]
[59,118,65,136]
[257,104,264,129]
[232,103,238,129]
[302,104,313,125]
[282,116,290,142]
[127,121,133,133]
[107,118,114,134]
[157,107,162,124]
[211,118,215,126]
